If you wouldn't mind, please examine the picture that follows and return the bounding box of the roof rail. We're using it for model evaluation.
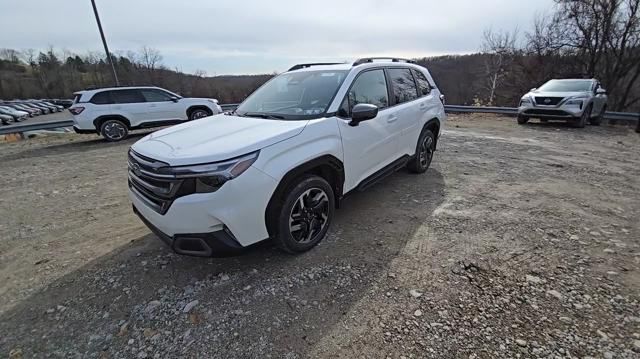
[352,57,416,66]
[288,63,344,71]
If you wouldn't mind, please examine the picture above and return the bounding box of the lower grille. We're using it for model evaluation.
[524,109,571,117]
[534,97,564,106]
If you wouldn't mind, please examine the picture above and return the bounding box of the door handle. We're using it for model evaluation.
[387,116,398,123]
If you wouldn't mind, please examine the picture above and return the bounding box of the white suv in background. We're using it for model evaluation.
[128,58,446,256]
[69,86,222,141]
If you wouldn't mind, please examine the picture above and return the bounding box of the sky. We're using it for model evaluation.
[1,0,555,75]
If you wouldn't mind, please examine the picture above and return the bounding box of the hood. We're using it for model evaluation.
[131,114,308,165]
[526,91,591,99]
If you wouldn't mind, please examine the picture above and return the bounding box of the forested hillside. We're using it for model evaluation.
[1,0,638,111]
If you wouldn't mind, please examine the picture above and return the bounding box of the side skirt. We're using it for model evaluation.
[354,155,411,192]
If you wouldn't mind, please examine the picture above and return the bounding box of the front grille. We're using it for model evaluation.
[534,97,564,106]
[128,150,184,214]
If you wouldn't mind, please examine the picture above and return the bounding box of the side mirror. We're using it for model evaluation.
[170,96,180,102]
[349,104,378,126]
[596,88,607,95]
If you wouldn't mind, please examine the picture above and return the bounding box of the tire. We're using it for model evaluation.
[273,175,335,253]
[590,105,605,126]
[188,108,211,121]
[571,105,591,128]
[407,129,435,174]
[100,119,129,142]
[517,115,529,125]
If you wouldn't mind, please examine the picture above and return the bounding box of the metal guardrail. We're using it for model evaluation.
[0,120,74,136]
[445,105,639,122]
[1,104,637,136]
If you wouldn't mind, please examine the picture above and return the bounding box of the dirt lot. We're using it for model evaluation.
[1,115,639,358]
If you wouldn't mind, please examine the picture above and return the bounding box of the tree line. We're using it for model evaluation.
[0,0,638,112]
[421,0,640,112]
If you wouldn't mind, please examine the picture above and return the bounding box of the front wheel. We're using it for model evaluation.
[274,175,335,253]
[100,119,129,142]
[517,115,529,125]
[408,129,435,173]
[590,105,605,126]
[189,108,211,121]
[571,105,591,128]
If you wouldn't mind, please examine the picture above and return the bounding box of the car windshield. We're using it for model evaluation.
[537,80,592,92]
[235,70,348,120]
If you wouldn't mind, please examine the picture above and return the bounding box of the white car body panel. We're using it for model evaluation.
[128,61,446,252]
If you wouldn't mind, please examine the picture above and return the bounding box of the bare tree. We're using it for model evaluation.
[481,28,519,105]
[139,46,163,83]
[537,0,640,111]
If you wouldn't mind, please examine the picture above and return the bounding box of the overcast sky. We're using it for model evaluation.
[2,0,554,75]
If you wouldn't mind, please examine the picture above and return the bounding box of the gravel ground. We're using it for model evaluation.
[1,115,639,358]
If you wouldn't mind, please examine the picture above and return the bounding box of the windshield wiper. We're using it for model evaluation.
[241,112,286,120]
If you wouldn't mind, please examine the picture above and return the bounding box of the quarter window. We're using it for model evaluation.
[388,68,418,104]
[112,89,146,104]
[412,69,432,96]
[339,69,389,116]
[90,91,114,105]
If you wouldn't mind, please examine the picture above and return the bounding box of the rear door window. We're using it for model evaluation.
[112,89,146,104]
[90,91,114,105]
[387,68,418,105]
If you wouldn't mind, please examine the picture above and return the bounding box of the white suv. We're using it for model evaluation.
[128,58,446,256]
[69,86,222,141]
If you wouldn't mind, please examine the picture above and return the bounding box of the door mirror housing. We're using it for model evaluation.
[349,104,378,126]
[170,96,180,102]
[596,88,607,95]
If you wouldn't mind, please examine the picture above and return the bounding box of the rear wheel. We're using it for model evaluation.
[408,129,435,174]
[274,175,334,253]
[100,119,129,142]
[517,115,529,125]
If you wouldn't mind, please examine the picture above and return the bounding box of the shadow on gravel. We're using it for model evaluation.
[522,121,632,136]
[1,131,152,162]
[0,169,445,357]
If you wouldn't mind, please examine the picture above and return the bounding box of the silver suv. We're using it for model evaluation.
[517,79,608,127]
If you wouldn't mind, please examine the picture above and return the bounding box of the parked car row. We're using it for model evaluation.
[0,100,66,125]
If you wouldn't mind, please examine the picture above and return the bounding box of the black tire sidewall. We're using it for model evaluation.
[517,115,528,124]
[275,175,335,253]
[189,109,210,121]
[100,119,128,142]
[408,129,435,173]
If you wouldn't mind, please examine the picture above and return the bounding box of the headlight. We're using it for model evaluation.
[157,151,259,193]
[519,97,532,106]
[565,98,585,109]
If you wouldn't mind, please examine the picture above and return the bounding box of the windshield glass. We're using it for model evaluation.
[537,80,592,92]
[236,70,348,120]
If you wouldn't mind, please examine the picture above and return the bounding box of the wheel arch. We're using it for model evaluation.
[423,118,441,149]
[264,155,344,237]
[93,115,131,132]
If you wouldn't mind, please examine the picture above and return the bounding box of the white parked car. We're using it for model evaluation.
[518,79,608,127]
[68,86,223,141]
[128,58,446,256]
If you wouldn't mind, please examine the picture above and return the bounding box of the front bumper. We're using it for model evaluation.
[133,205,243,256]
[518,105,583,119]
[129,165,278,250]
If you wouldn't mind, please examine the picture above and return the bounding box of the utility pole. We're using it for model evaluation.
[91,0,119,86]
